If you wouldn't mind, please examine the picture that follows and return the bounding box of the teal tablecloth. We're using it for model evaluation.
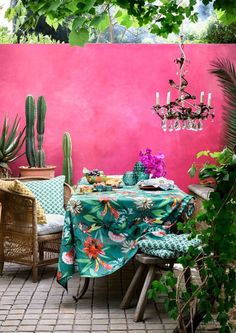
[57,186,194,290]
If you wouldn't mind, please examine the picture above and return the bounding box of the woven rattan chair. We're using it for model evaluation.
[0,178,73,282]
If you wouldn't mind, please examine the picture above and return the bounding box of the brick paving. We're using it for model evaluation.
[0,262,223,333]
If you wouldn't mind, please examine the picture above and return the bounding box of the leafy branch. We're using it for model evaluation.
[5,0,236,46]
[149,147,236,333]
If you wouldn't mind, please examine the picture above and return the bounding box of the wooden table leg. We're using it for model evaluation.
[134,265,156,322]
[73,277,90,302]
[120,263,146,309]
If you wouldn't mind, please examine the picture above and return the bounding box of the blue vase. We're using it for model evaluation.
[123,171,137,186]
[137,172,149,181]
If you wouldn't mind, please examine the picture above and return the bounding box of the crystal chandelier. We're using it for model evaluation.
[153,36,215,132]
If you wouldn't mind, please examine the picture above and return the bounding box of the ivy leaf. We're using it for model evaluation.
[72,17,86,31]
[114,9,123,18]
[83,0,96,12]
[5,7,16,21]
[119,14,133,29]
[48,1,61,12]
[188,163,197,178]
[96,12,110,32]
[69,28,89,47]
[196,150,210,159]
[45,16,59,30]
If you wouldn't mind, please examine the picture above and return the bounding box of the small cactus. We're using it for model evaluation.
[25,95,47,168]
[62,132,73,185]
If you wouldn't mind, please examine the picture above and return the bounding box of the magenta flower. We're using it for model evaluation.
[139,148,166,178]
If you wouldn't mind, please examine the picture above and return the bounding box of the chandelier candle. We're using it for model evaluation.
[200,91,204,103]
[207,93,212,107]
[167,91,171,104]
[153,36,215,131]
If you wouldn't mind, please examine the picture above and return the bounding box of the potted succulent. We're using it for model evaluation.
[19,95,56,178]
[0,115,25,178]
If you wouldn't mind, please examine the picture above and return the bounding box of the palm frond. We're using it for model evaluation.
[210,58,236,151]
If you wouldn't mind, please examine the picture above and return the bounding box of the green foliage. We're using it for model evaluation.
[0,26,59,44]
[0,115,25,177]
[6,0,236,46]
[210,59,236,152]
[62,132,73,186]
[25,95,47,168]
[204,19,236,43]
[150,148,236,332]
[5,0,236,46]
[0,26,17,43]
[0,0,218,46]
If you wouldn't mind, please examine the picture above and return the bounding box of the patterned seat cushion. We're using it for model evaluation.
[25,176,65,215]
[8,180,47,225]
[138,233,201,259]
[37,214,64,235]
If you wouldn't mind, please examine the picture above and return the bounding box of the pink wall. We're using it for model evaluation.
[0,44,235,191]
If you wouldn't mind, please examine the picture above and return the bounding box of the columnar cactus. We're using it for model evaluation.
[62,132,73,185]
[37,96,46,167]
[25,95,47,168]
[25,95,37,167]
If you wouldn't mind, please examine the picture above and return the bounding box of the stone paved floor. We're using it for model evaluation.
[0,262,223,333]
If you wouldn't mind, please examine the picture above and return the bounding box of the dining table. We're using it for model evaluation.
[56,184,194,292]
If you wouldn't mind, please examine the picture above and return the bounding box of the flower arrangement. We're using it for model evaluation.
[139,148,166,178]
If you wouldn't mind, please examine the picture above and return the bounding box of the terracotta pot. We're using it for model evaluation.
[19,166,56,179]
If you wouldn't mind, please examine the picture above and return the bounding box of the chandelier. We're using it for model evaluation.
[152,36,215,132]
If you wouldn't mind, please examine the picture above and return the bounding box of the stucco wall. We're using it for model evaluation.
[0,44,235,190]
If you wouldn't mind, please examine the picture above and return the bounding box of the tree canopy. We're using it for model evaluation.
[5,0,236,46]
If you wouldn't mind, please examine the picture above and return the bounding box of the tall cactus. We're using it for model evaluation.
[62,132,73,185]
[37,96,46,167]
[25,95,47,168]
[25,95,37,167]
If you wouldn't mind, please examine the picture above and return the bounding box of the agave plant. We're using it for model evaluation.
[0,115,25,178]
[210,58,236,152]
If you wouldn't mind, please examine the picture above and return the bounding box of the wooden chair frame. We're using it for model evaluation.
[0,178,72,282]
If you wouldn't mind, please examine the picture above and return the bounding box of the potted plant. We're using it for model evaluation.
[0,115,25,178]
[19,95,56,178]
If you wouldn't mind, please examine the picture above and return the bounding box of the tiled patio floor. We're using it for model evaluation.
[0,262,224,333]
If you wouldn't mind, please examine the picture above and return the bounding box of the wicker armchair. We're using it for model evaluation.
[0,178,73,282]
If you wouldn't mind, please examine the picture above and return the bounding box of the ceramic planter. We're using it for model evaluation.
[19,166,56,179]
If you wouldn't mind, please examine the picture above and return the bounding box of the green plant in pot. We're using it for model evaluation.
[19,95,55,178]
[0,115,25,178]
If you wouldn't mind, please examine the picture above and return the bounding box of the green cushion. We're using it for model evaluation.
[25,176,65,215]
[138,233,201,259]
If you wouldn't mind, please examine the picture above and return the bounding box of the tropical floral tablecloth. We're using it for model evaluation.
[57,186,194,290]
